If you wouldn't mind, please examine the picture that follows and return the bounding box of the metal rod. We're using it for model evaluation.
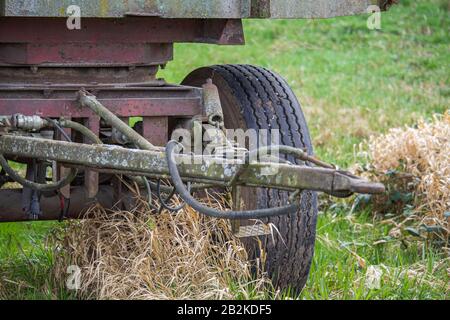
[0,135,385,195]
[77,90,162,151]
[59,118,102,144]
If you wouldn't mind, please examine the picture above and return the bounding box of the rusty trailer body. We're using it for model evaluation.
[1,0,393,18]
[0,0,391,291]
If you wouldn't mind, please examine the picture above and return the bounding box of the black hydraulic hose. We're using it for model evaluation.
[142,176,159,211]
[0,119,78,192]
[0,168,11,188]
[156,179,190,213]
[0,154,77,192]
[133,176,212,212]
[45,118,71,142]
[165,140,299,220]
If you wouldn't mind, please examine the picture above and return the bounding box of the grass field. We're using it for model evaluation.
[0,0,449,299]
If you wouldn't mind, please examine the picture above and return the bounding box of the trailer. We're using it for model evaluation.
[0,0,394,291]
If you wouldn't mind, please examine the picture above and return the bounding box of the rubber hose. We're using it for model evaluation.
[0,154,77,192]
[165,140,299,220]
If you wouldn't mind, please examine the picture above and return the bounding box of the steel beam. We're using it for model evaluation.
[0,135,385,194]
[0,17,245,46]
[1,0,391,19]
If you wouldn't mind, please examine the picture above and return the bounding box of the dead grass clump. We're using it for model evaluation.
[356,111,449,242]
[53,194,271,300]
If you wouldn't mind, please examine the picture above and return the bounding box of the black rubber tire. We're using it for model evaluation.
[182,64,318,292]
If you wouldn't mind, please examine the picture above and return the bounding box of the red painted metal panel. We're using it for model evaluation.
[0,43,173,66]
[0,18,244,45]
[0,97,202,118]
[143,116,169,147]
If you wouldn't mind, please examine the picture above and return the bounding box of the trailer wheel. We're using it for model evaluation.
[182,65,318,292]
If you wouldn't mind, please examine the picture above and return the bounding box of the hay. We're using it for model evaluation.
[48,111,449,298]
[357,111,449,240]
[53,193,272,300]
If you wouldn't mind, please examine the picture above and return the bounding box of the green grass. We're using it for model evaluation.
[1,0,449,300]
[0,222,73,299]
[300,206,448,300]
[160,0,449,166]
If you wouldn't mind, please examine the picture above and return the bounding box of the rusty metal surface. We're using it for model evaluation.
[0,135,386,194]
[78,90,160,151]
[0,81,202,155]
[142,117,168,147]
[263,0,378,18]
[0,85,202,118]
[0,97,201,118]
[0,186,116,222]
[0,67,161,84]
[1,0,386,19]
[1,0,249,18]
[0,43,173,67]
[0,17,244,46]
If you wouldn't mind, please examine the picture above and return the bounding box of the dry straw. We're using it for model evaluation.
[53,192,272,300]
[51,111,449,298]
[360,111,449,239]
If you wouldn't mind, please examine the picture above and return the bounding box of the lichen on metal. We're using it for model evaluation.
[0,134,385,194]
[265,0,379,19]
[1,0,384,18]
[1,0,249,18]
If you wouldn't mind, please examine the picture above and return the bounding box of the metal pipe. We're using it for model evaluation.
[77,90,162,151]
[0,186,116,222]
[59,118,102,144]
[202,79,224,127]
[248,145,335,169]
[0,135,385,195]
